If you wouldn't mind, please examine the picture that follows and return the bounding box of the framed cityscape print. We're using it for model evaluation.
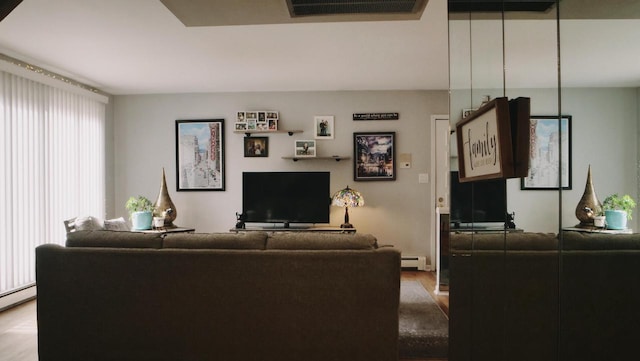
[175,119,225,191]
[521,115,572,190]
[354,132,396,181]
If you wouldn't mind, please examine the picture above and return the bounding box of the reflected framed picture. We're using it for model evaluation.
[175,119,225,191]
[244,136,268,158]
[521,115,572,190]
[354,132,395,181]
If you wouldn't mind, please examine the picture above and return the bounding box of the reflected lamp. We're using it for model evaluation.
[331,186,365,228]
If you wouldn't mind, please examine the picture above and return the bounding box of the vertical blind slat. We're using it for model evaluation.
[0,71,105,296]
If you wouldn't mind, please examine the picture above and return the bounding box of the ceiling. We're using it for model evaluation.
[0,0,638,95]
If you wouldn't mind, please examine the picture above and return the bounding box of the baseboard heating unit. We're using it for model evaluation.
[401,256,428,271]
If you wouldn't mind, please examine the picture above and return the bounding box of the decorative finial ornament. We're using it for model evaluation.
[575,165,601,227]
[155,168,177,227]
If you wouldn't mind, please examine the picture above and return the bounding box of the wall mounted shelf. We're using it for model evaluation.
[282,156,350,162]
[234,130,302,137]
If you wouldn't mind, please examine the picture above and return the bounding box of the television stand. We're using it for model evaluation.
[230,226,356,234]
[451,227,523,234]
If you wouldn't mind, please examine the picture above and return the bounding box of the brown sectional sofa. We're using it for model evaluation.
[449,231,640,361]
[36,230,401,361]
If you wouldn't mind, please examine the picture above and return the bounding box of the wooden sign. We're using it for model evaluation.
[455,97,530,182]
[353,112,399,121]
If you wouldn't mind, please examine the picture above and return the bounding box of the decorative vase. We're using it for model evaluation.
[575,165,601,227]
[605,210,627,230]
[131,211,153,230]
[154,168,177,227]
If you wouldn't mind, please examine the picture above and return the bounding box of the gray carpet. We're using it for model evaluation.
[399,280,449,359]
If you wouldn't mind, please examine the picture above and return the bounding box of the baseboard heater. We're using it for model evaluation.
[401,256,428,271]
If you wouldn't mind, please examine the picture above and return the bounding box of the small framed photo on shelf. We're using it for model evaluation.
[266,111,279,131]
[234,122,247,131]
[244,137,268,158]
[314,115,334,139]
[268,118,278,130]
[237,110,279,131]
[246,111,257,121]
[294,140,316,157]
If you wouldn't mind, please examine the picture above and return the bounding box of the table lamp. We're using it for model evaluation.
[331,186,365,228]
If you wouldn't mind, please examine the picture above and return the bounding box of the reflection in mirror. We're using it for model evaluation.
[448,1,640,360]
[447,2,561,360]
[558,0,640,233]
[557,1,640,361]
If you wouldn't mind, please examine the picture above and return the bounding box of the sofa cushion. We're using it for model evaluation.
[66,230,163,248]
[266,232,377,250]
[562,231,640,250]
[163,232,268,250]
[103,217,130,231]
[73,216,104,231]
[451,232,558,251]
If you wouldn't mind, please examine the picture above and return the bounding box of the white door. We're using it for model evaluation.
[434,116,450,209]
[430,115,450,269]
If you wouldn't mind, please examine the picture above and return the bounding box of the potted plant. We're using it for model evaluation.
[125,195,155,230]
[602,193,636,230]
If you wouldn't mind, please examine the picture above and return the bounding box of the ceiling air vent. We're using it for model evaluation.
[287,0,427,17]
[448,0,557,13]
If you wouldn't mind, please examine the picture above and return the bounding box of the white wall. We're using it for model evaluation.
[112,90,448,262]
[450,87,639,232]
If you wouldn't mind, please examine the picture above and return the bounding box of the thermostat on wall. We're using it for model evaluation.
[399,153,411,168]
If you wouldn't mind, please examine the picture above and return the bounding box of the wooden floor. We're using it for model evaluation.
[0,271,448,361]
[403,270,449,318]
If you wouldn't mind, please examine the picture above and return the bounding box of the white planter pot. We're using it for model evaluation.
[593,216,606,228]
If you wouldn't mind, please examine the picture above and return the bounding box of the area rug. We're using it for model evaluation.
[399,280,449,359]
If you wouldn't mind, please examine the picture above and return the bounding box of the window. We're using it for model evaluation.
[0,68,107,300]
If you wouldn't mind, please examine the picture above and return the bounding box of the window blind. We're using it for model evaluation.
[0,70,106,297]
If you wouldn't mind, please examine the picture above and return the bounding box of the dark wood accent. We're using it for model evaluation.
[0,0,23,22]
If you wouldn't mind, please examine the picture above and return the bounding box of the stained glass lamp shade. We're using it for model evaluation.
[331,186,365,228]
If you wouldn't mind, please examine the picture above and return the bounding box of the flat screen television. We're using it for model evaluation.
[450,171,507,228]
[242,171,330,227]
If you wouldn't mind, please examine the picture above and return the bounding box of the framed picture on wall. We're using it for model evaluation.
[314,115,334,139]
[294,140,316,157]
[244,136,268,157]
[175,119,225,191]
[353,132,396,181]
[521,115,572,190]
